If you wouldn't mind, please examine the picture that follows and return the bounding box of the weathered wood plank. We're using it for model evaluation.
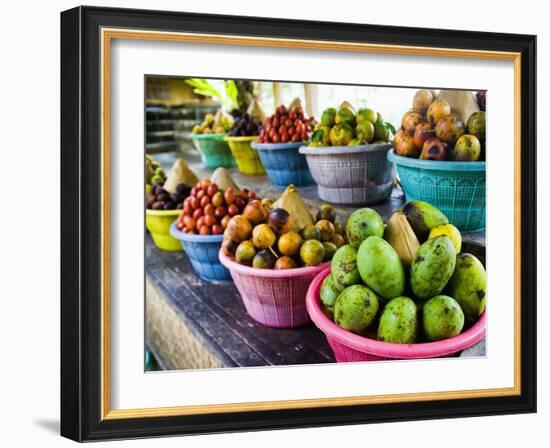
[145,234,336,368]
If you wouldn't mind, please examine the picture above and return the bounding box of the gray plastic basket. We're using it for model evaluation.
[299,144,395,205]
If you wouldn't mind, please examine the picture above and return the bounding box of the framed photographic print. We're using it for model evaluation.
[60,6,537,442]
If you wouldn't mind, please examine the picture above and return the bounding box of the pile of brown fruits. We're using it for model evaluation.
[222,204,346,270]
[393,89,486,162]
[227,112,263,137]
[176,179,260,235]
[146,182,191,210]
[257,105,314,144]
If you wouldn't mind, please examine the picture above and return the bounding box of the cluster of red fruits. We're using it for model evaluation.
[257,105,314,144]
[176,179,259,235]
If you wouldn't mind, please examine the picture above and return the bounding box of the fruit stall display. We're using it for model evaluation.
[224,107,266,176]
[145,158,198,251]
[388,89,486,232]
[299,102,395,205]
[189,110,236,169]
[306,200,486,362]
[219,185,347,328]
[170,176,261,282]
[252,103,316,188]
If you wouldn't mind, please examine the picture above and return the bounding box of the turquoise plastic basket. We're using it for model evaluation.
[190,133,236,169]
[387,150,486,232]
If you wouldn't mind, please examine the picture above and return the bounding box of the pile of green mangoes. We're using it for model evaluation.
[320,201,486,343]
[308,101,395,148]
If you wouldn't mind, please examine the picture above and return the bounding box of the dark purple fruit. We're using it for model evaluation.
[268,208,292,234]
[252,249,276,269]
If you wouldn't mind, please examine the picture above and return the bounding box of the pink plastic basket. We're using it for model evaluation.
[219,250,330,328]
[306,267,486,362]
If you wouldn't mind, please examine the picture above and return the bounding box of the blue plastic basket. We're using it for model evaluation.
[252,141,315,188]
[387,150,486,232]
[170,223,231,282]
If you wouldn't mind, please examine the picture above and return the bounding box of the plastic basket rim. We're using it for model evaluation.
[170,222,225,243]
[224,135,259,142]
[388,149,486,172]
[219,249,330,279]
[189,133,227,140]
[299,143,392,156]
[145,209,181,217]
[306,267,486,359]
[251,141,304,151]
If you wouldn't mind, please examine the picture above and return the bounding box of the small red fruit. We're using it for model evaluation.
[228,204,239,216]
[215,206,227,219]
[204,203,215,216]
[193,208,203,220]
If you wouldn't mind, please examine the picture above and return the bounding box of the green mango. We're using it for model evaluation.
[319,274,343,320]
[320,107,337,127]
[422,295,464,341]
[357,236,405,299]
[377,296,418,344]
[345,208,385,249]
[331,245,361,289]
[411,236,456,300]
[334,285,379,334]
[401,200,449,241]
[447,253,486,323]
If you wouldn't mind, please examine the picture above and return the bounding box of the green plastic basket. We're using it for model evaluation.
[190,133,236,169]
[387,150,486,232]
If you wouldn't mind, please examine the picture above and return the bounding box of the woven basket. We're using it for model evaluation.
[189,133,236,169]
[299,144,394,205]
[170,223,230,282]
[252,141,314,188]
[387,150,486,232]
[219,251,329,328]
[307,268,486,362]
[224,136,266,176]
[145,209,182,251]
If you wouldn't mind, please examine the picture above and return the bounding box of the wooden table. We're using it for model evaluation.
[146,149,486,370]
[145,234,335,370]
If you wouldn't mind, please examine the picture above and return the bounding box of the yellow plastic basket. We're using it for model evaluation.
[145,209,182,251]
[224,136,265,176]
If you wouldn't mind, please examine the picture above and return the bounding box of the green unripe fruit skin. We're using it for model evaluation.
[334,285,379,334]
[357,236,405,300]
[377,296,418,344]
[331,245,361,289]
[422,295,464,341]
[346,208,385,249]
[411,236,456,300]
[401,200,449,241]
[320,274,343,320]
[447,253,486,323]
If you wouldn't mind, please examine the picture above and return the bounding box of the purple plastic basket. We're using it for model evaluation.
[219,251,329,328]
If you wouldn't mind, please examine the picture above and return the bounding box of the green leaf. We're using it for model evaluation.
[385,122,396,134]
